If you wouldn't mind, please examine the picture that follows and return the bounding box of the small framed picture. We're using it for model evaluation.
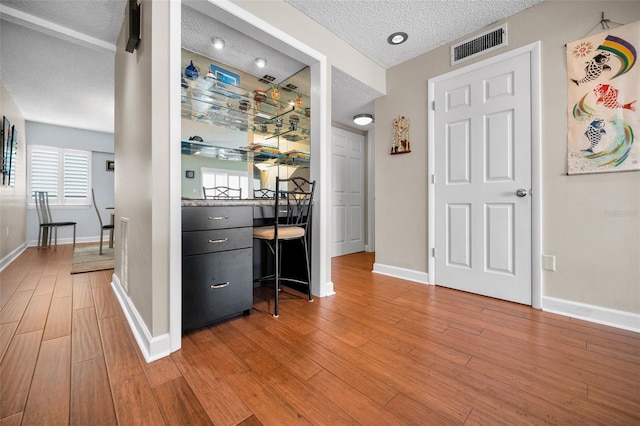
[185,170,195,179]
[106,160,115,171]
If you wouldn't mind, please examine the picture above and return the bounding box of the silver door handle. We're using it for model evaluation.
[516,188,527,197]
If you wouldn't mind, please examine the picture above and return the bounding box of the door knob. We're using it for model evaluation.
[516,188,527,197]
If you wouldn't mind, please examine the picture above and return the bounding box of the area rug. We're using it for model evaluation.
[71,244,114,274]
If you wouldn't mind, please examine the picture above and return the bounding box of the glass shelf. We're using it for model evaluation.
[180,141,310,169]
[181,60,312,199]
[181,71,310,139]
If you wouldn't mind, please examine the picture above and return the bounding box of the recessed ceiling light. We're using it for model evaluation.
[255,57,267,68]
[212,37,225,49]
[353,114,374,126]
[387,32,408,45]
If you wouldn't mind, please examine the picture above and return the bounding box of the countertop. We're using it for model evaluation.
[181,198,275,207]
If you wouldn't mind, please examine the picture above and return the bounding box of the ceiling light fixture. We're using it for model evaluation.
[255,57,267,68]
[387,32,408,45]
[353,114,374,126]
[212,37,225,49]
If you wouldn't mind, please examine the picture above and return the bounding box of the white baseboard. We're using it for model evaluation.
[27,236,106,247]
[542,296,640,333]
[111,274,171,363]
[0,242,28,272]
[372,262,431,285]
[318,280,335,297]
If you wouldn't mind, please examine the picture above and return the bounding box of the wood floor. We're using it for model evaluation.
[1,246,639,425]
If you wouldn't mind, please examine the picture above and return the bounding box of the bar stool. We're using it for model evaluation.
[253,176,316,317]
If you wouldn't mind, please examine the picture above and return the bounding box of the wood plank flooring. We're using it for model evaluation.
[1,246,639,425]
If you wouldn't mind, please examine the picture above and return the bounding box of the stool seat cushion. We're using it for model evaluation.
[253,225,305,240]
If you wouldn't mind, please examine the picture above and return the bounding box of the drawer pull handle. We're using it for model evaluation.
[211,282,230,289]
[208,238,228,244]
[208,216,228,220]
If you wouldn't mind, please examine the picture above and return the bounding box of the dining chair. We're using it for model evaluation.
[253,188,276,199]
[252,176,316,317]
[92,188,115,255]
[33,191,76,247]
[203,186,242,199]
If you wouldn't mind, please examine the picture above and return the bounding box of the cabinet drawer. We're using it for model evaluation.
[182,227,252,256]
[182,249,253,331]
[182,206,252,231]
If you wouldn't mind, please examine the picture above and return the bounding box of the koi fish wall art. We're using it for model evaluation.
[566,20,639,174]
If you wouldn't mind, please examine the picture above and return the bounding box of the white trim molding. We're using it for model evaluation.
[111,274,171,363]
[542,296,640,333]
[0,242,27,272]
[372,263,431,285]
[27,237,108,247]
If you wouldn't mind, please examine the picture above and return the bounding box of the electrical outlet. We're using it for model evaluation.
[542,254,556,271]
[5,227,9,237]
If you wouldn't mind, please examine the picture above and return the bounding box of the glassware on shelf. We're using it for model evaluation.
[185,60,199,79]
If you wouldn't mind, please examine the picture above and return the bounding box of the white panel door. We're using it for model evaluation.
[332,127,365,256]
[434,50,532,305]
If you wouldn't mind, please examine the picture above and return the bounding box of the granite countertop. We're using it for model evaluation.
[181,198,275,207]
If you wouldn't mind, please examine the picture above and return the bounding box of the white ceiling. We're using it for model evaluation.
[285,0,542,69]
[0,0,542,134]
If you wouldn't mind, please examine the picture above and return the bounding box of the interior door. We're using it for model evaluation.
[332,127,365,256]
[434,50,532,305]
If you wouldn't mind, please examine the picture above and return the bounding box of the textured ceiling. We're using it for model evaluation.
[0,14,118,133]
[0,0,125,133]
[182,5,309,90]
[0,0,543,133]
[286,0,543,69]
[2,0,126,44]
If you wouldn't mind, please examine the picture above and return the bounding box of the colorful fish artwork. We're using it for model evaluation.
[593,84,636,111]
[584,118,635,167]
[572,93,597,120]
[566,20,639,174]
[582,119,606,153]
[597,35,637,78]
[570,52,611,86]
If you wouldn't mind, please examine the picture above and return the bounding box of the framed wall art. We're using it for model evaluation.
[566,20,639,174]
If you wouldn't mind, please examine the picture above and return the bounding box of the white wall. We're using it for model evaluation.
[24,122,114,244]
[375,1,640,321]
[114,0,176,360]
[0,79,27,265]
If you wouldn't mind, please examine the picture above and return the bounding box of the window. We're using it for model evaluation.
[201,167,252,198]
[28,145,91,205]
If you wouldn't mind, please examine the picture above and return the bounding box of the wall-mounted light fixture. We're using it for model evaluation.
[387,32,408,45]
[125,0,141,53]
[255,57,267,68]
[212,37,225,49]
[353,113,374,126]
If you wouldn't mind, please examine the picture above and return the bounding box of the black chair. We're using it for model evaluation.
[203,186,242,199]
[253,176,315,317]
[92,188,114,255]
[253,188,276,199]
[33,191,76,247]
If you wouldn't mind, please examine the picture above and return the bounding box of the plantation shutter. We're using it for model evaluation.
[28,146,91,205]
[30,147,59,199]
[63,150,89,202]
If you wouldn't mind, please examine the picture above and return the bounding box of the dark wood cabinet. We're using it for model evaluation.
[182,206,253,332]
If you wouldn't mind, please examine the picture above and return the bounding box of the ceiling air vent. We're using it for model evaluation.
[451,24,507,66]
